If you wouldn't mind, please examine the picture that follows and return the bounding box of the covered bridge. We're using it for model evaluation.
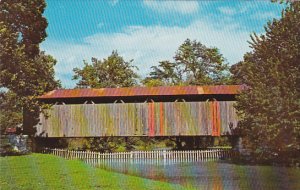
[36,85,244,138]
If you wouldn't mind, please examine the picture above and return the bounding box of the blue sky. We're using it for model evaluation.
[41,1,285,88]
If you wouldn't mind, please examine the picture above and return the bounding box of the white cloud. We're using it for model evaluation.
[42,19,251,88]
[143,1,199,14]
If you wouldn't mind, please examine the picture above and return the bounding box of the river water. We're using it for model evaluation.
[85,159,300,190]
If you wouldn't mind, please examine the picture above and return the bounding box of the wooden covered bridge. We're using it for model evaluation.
[36,85,244,138]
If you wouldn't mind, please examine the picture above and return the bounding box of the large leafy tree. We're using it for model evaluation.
[175,39,230,85]
[0,0,60,134]
[73,51,139,88]
[143,39,231,86]
[234,2,300,164]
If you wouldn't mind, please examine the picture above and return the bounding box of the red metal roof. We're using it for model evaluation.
[38,85,245,99]
[5,127,17,134]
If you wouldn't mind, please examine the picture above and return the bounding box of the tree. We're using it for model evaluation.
[175,39,230,85]
[0,0,60,134]
[229,55,251,85]
[73,51,139,88]
[0,91,22,134]
[143,39,231,86]
[141,78,166,87]
[234,2,300,164]
[142,61,182,86]
[0,0,47,58]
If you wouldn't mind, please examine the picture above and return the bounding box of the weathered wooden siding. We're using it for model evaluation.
[36,101,238,137]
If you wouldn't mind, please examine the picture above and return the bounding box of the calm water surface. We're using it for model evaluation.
[85,159,300,190]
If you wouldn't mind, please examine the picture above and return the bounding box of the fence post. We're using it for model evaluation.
[129,151,132,159]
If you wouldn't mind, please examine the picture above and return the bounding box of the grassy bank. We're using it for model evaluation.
[0,154,190,190]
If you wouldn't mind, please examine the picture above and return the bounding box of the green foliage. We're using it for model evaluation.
[143,39,231,86]
[142,61,182,86]
[0,0,47,58]
[234,2,300,164]
[0,0,60,134]
[89,137,127,152]
[229,58,249,85]
[141,78,166,87]
[0,0,58,94]
[0,91,22,133]
[61,138,91,151]
[77,137,162,152]
[0,154,188,190]
[175,39,231,85]
[43,137,174,153]
[73,51,139,88]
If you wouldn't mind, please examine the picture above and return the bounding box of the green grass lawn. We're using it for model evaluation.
[0,154,191,190]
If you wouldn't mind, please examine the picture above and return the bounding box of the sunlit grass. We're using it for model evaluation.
[0,154,191,190]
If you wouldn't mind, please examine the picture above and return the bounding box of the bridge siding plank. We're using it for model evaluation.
[37,101,238,137]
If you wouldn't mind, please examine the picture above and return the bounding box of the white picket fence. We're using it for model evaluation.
[42,148,236,162]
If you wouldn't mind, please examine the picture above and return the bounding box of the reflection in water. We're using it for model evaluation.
[84,159,299,190]
[213,176,223,190]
